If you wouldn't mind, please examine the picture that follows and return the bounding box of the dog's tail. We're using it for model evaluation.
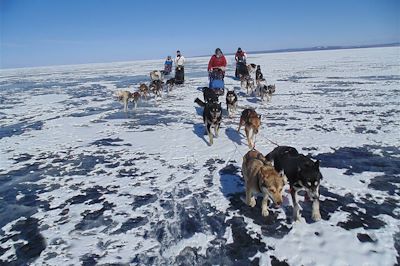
[194,97,205,107]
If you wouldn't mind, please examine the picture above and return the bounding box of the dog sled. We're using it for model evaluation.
[208,68,225,96]
[161,64,172,75]
[235,59,248,79]
[175,66,184,85]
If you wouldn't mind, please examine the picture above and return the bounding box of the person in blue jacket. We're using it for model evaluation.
[163,55,173,75]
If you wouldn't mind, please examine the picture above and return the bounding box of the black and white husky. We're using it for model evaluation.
[195,98,222,145]
[260,84,276,102]
[203,101,222,145]
[265,146,323,221]
[241,76,255,95]
[225,90,238,117]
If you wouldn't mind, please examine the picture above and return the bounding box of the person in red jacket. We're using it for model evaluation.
[235,47,247,63]
[208,48,227,73]
[208,48,227,90]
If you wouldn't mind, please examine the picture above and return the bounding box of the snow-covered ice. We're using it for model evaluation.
[0,47,399,265]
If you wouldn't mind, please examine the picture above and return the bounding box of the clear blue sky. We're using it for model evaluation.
[1,0,399,68]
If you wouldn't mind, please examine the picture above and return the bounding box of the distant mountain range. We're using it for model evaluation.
[241,42,400,56]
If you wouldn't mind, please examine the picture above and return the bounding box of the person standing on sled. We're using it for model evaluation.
[207,48,227,94]
[163,55,173,75]
[174,50,185,84]
[235,47,248,78]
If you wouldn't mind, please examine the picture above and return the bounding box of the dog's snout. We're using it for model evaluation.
[309,190,319,200]
[274,195,283,206]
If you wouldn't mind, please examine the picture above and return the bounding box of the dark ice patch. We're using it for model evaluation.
[368,175,399,196]
[64,154,108,176]
[359,75,400,81]
[357,233,376,243]
[80,253,100,266]
[354,126,378,134]
[132,194,158,209]
[318,187,395,230]
[146,193,267,266]
[0,162,50,228]
[112,216,149,234]
[68,84,109,98]
[229,193,292,238]
[316,145,400,197]
[75,201,115,231]
[225,216,267,260]
[315,145,400,176]
[278,75,313,83]
[0,218,46,265]
[117,167,139,177]
[267,122,287,127]
[337,212,386,230]
[104,109,191,126]
[12,153,34,163]
[0,121,43,139]
[270,255,290,266]
[67,186,113,206]
[91,137,125,147]
[311,124,336,132]
[69,105,114,117]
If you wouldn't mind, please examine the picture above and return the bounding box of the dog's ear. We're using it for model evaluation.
[315,160,320,168]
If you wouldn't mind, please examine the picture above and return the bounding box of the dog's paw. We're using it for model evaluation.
[249,197,256,208]
[312,211,322,221]
[261,208,269,217]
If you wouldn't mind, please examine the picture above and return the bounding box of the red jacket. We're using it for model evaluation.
[208,55,227,71]
[235,51,247,62]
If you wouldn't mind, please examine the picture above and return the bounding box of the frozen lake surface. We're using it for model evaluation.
[0,47,399,265]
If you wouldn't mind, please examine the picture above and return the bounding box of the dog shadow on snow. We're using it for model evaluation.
[219,163,294,238]
[192,123,209,146]
[194,106,203,116]
[246,97,261,104]
[225,128,242,146]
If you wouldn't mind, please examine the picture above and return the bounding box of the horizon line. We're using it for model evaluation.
[1,42,399,71]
